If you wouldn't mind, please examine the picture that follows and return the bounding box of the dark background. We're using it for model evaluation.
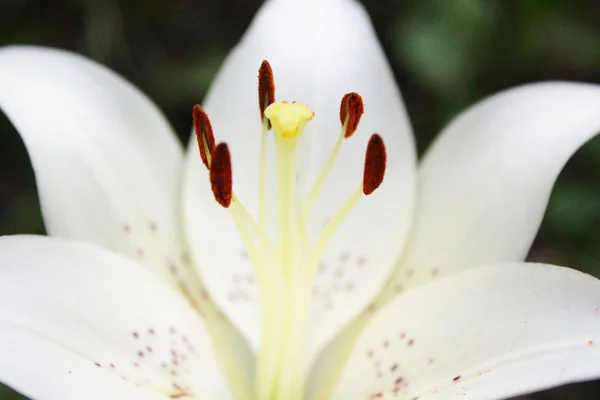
[1,0,600,399]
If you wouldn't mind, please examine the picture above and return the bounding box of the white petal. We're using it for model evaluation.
[331,263,600,400]
[0,46,188,286]
[391,82,600,291]
[183,0,416,364]
[0,327,170,400]
[0,235,239,400]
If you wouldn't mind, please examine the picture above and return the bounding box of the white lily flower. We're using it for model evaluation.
[2,0,600,399]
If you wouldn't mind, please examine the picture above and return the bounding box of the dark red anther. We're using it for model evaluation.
[363,134,386,195]
[192,105,216,170]
[339,92,364,138]
[210,143,233,208]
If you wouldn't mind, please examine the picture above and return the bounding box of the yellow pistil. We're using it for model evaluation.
[264,102,314,139]
[193,60,386,400]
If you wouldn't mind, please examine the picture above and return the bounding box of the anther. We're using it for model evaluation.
[210,143,233,208]
[258,60,276,128]
[363,134,386,195]
[192,105,216,170]
[339,92,364,138]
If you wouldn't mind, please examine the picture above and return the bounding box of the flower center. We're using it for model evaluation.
[193,60,387,400]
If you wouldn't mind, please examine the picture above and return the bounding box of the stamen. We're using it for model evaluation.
[258,60,276,229]
[210,143,233,208]
[309,134,387,279]
[192,105,216,170]
[194,60,386,400]
[301,92,365,225]
[258,60,276,128]
[363,134,387,195]
[339,92,364,138]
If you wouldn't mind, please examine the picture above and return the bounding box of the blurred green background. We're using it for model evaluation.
[1,0,600,399]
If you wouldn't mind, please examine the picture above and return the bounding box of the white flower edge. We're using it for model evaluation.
[0,235,236,400]
[0,45,186,284]
[330,263,600,399]
[395,82,600,291]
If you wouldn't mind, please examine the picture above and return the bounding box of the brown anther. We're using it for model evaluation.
[258,60,276,128]
[363,134,386,195]
[192,105,216,170]
[210,143,233,208]
[339,92,364,138]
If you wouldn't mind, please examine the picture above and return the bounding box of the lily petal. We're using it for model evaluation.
[183,0,416,363]
[0,46,255,397]
[0,46,189,286]
[388,82,600,292]
[0,235,239,400]
[330,263,600,400]
[0,327,172,400]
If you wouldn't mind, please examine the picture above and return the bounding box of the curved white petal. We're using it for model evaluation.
[183,0,416,364]
[331,263,600,400]
[390,82,600,291]
[0,235,238,400]
[0,327,170,400]
[0,46,188,286]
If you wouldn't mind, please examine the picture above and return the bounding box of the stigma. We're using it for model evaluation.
[264,101,314,138]
[192,60,386,400]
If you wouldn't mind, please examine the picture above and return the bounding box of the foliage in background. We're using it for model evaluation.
[1,0,600,399]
